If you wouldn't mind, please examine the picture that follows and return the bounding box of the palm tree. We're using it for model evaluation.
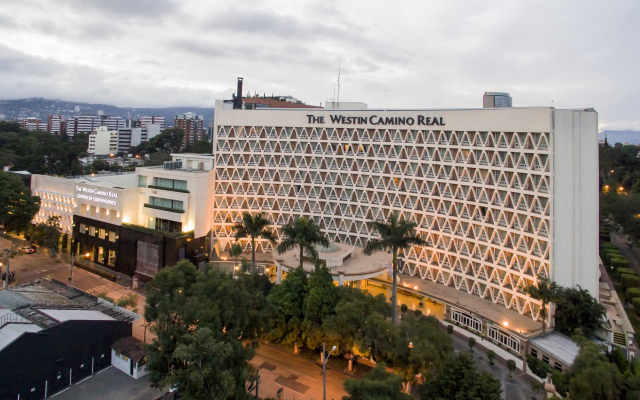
[363,213,426,326]
[525,274,560,334]
[276,217,329,269]
[233,212,276,274]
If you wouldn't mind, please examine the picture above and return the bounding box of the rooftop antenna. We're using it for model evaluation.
[337,55,341,107]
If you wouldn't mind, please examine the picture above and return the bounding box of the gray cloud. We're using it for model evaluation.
[0,0,638,129]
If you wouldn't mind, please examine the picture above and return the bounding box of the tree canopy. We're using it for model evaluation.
[419,351,502,400]
[0,171,40,233]
[554,285,606,338]
[150,127,185,153]
[28,216,62,253]
[0,122,88,176]
[144,260,273,399]
[276,216,329,268]
[342,363,411,400]
[233,212,275,273]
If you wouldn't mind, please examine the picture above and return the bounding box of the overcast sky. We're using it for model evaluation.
[1,0,638,130]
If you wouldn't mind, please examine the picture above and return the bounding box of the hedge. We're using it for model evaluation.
[612,258,630,270]
[605,250,623,265]
[527,355,551,379]
[627,288,640,302]
[622,274,640,290]
[633,298,640,316]
[617,268,636,280]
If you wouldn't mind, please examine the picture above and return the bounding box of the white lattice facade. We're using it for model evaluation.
[211,105,599,322]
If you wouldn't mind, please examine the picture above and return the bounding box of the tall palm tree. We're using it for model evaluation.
[525,274,560,334]
[233,212,276,274]
[363,213,426,326]
[276,217,329,269]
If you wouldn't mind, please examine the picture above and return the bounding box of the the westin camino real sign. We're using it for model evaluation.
[306,114,445,126]
[76,185,118,206]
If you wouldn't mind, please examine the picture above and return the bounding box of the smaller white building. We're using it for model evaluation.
[111,337,149,379]
[88,126,118,155]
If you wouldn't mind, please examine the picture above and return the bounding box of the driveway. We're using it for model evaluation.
[51,366,163,400]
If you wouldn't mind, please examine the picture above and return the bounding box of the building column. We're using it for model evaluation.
[338,272,344,287]
[276,264,282,284]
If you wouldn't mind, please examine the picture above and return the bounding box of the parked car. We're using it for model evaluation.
[20,245,36,254]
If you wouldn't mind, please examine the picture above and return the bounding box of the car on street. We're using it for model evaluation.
[20,245,36,254]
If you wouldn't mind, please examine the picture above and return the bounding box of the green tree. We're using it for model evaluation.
[363,213,426,325]
[357,311,399,363]
[323,286,391,356]
[0,171,40,233]
[233,212,276,273]
[420,352,502,400]
[151,127,185,153]
[342,363,411,400]
[487,350,496,365]
[229,242,243,268]
[144,260,271,398]
[395,314,453,393]
[267,266,309,353]
[301,264,338,350]
[276,216,329,268]
[468,337,476,352]
[554,286,606,338]
[569,334,623,400]
[183,140,213,154]
[161,327,235,400]
[525,274,561,334]
[28,216,62,254]
[507,359,516,378]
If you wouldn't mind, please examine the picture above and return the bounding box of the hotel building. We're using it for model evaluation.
[32,90,625,361]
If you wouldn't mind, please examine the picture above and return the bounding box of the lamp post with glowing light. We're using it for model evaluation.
[70,252,90,286]
[322,343,336,400]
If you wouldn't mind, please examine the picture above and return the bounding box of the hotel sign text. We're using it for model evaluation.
[76,186,118,206]
[306,114,445,126]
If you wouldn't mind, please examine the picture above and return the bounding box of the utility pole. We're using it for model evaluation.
[70,252,74,286]
[3,249,10,289]
[322,343,336,400]
[255,369,259,400]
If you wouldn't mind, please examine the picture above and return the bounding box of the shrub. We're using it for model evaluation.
[507,359,516,378]
[617,268,636,280]
[487,350,496,365]
[400,304,408,313]
[551,370,568,397]
[612,258,630,270]
[414,309,422,316]
[626,288,640,302]
[447,325,454,335]
[526,354,551,379]
[622,274,640,290]
[601,241,617,250]
[468,337,476,352]
[633,298,640,316]
[605,250,622,265]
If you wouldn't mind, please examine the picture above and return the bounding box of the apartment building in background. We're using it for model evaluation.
[65,115,125,137]
[88,126,118,155]
[139,116,165,129]
[47,114,62,134]
[174,112,204,145]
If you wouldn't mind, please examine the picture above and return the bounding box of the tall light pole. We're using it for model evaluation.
[322,343,336,400]
[70,252,90,287]
[2,249,10,289]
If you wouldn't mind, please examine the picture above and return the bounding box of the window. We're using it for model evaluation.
[80,223,86,233]
[531,349,538,357]
[99,229,106,239]
[108,250,116,266]
[109,231,117,242]
[149,196,183,211]
[138,175,147,187]
[542,355,549,364]
[153,178,187,191]
[89,226,96,236]
[488,326,520,352]
[451,309,482,333]
[554,362,563,372]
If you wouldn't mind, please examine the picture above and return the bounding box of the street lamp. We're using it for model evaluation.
[2,249,10,289]
[322,343,336,400]
[70,252,90,286]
